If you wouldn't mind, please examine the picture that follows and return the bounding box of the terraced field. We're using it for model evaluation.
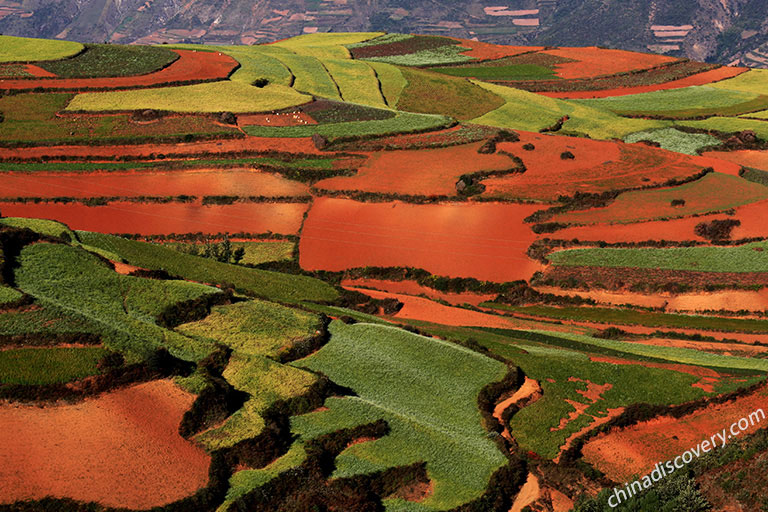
[4,32,768,512]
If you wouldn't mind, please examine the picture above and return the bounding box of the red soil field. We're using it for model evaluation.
[541,47,678,79]
[0,50,236,91]
[701,149,768,172]
[483,132,706,201]
[24,64,57,78]
[300,198,543,282]
[344,286,555,330]
[582,383,768,481]
[0,379,209,508]
[543,65,747,99]
[452,38,543,60]
[1,201,308,235]
[588,355,720,379]
[552,197,768,242]
[313,142,518,197]
[340,278,495,305]
[628,337,768,357]
[533,285,768,313]
[0,169,309,198]
[0,135,324,161]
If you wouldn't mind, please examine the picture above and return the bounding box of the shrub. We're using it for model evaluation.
[694,219,741,241]
[560,150,575,160]
[522,143,535,151]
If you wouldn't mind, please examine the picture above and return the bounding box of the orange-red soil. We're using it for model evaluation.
[300,198,543,282]
[542,47,678,79]
[0,379,210,508]
[344,286,541,329]
[340,278,494,305]
[548,487,575,512]
[0,50,236,91]
[111,261,141,274]
[533,285,768,313]
[453,38,543,60]
[631,337,768,357]
[554,406,625,463]
[313,142,518,197]
[552,197,768,242]
[589,355,719,379]
[543,65,747,98]
[701,149,768,172]
[0,135,323,161]
[510,473,541,512]
[582,383,768,481]
[2,201,308,235]
[483,132,706,201]
[551,378,613,432]
[0,169,309,198]
[24,64,57,78]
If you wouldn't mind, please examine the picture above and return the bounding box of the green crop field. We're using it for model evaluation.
[77,231,338,303]
[243,111,452,140]
[323,59,386,107]
[575,86,767,118]
[167,45,293,86]
[291,321,508,510]
[0,35,83,63]
[547,240,768,274]
[0,93,238,144]
[0,217,73,239]
[0,286,23,305]
[711,68,768,94]
[0,347,108,385]
[14,243,223,361]
[484,303,768,334]
[469,80,664,138]
[396,68,505,120]
[177,299,321,357]
[362,44,473,66]
[429,63,558,81]
[367,61,407,106]
[551,172,768,225]
[38,44,177,78]
[164,240,294,266]
[271,33,383,60]
[269,53,342,100]
[624,127,721,155]
[65,81,311,113]
[678,116,768,140]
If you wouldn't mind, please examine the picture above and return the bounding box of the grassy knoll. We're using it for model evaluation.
[551,173,768,225]
[399,321,758,460]
[0,347,108,385]
[576,86,768,118]
[66,81,311,113]
[243,111,452,141]
[367,62,406,107]
[547,241,768,273]
[624,127,721,155]
[429,64,558,81]
[469,81,664,138]
[38,44,177,78]
[678,116,768,141]
[396,68,505,120]
[292,321,508,510]
[269,53,342,100]
[15,243,221,361]
[0,93,238,144]
[0,35,83,63]
[0,302,104,339]
[77,231,338,303]
[483,303,768,334]
[271,33,382,59]
[177,299,321,357]
[323,59,386,107]
[0,217,73,239]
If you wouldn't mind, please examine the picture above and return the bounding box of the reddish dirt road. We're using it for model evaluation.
[0,50,237,91]
[340,278,494,305]
[0,379,210,508]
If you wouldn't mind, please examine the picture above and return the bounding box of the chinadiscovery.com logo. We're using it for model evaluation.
[609,407,766,508]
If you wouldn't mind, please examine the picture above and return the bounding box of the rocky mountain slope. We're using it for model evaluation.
[1,0,767,66]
